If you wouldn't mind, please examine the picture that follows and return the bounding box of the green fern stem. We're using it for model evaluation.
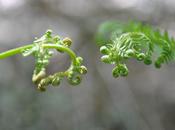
[0,44,77,64]
[0,44,33,59]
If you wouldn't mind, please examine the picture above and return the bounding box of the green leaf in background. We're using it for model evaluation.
[97,21,175,78]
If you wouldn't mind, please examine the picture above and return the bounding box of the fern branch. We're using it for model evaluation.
[0,30,87,91]
[96,21,175,77]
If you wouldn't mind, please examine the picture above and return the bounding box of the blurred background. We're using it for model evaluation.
[1,0,175,130]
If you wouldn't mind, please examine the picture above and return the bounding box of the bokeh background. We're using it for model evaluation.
[1,0,175,130]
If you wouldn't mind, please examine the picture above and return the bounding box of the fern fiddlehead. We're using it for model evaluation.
[0,30,87,91]
[96,21,175,78]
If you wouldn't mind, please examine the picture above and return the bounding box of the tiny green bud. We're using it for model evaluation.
[119,70,128,77]
[63,37,72,47]
[125,49,135,57]
[155,61,161,68]
[80,66,88,74]
[100,46,109,54]
[37,83,46,92]
[136,53,145,61]
[67,75,82,85]
[144,57,152,65]
[45,30,52,38]
[101,55,111,63]
[118,64,128,77]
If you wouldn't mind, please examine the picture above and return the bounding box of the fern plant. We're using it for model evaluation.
[0,30,87,91]
[96,21,175,78]
[0,21,175,91]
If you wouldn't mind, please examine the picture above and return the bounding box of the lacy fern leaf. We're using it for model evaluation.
[96,21,175,77]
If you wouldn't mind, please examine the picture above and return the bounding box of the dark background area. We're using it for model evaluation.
[0,0,175,130]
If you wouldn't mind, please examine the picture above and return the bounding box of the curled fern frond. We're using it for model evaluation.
[97,21,175,78]
[0,30,87,91]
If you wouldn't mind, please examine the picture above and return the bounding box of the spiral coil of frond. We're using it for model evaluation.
[24,30,87,91]
[0,30,87,91]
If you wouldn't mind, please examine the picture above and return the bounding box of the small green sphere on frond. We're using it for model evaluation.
[100,46,110,55]
[112,64,128,78]
[136,53,145,61]
[67,73,82,85]
[144,57,152,65]
[101,55,111,63]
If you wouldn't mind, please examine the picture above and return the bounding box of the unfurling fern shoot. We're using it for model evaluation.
[0,30,87,91]
[96,21,175,78]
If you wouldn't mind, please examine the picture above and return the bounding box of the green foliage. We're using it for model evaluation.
[96,21,175,78]
[95,21,125,46]
[0,30,87,91]
[1,21,175,90]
